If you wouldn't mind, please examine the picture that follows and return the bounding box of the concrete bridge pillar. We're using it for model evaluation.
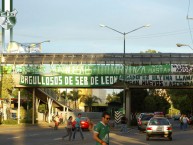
[125,89,131,126]
[47,97,53,123]
[32,88,36,124]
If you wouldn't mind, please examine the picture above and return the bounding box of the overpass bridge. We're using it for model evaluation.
[1,53,193,124]
[4,53,193,89]
[2,53,193,65]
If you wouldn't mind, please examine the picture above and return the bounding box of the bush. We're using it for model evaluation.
[2,119,18,125]
[20,119,30,123]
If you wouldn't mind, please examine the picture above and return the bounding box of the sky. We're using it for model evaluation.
[2,0,193,53]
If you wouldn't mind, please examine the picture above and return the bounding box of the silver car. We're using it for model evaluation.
[146,117,172,141]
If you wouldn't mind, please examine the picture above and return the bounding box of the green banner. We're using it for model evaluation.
[3,64,193,75]
[20,74,120,87]
[20,74,193,87]
[51,64,171,75]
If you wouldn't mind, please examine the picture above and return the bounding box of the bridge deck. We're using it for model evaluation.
[1,53,193,65]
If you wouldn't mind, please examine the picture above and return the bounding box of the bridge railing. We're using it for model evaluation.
[38,88,73,110]
[38,88,59,101]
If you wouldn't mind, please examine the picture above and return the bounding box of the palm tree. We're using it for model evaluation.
[60,90,68,105]
[60,90,67,100]
[106,92,121,103]
[80,95,101,112]
[67,89,82,109]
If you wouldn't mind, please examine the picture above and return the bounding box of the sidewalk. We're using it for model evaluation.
[0,121,66,129]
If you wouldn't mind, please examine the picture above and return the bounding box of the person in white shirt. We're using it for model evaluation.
[182,114,189,130]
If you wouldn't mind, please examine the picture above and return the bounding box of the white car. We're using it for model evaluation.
[146,117,172,141]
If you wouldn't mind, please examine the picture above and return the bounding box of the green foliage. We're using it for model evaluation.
[17,106,27,119]
[144,94,170,113]
[61,90,67,100]
[2,119,33,124]
[131,89,148,112]
[117,89,169,113]
[2,119,18,125]
[38,104,47,113]
[140,49,157,53]
[167,89,193,114]
[80,95,101,111]
[67,89,82,109]
[106,92,121,103]
[20,119,33,124]
[0,74,14,99]
[12,88,32,99]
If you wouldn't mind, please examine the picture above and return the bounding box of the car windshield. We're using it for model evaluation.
[149,118,170,125]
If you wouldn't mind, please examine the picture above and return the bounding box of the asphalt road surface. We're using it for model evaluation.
[0,119,193,145]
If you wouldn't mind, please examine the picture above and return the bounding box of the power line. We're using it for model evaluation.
[187,0,193,45]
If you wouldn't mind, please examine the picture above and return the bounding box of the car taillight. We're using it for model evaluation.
[167,127,172,130]
[146,127,152,130]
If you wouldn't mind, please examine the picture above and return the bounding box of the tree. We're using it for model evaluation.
[0,73,15,119]
[0,74,14,100]
[144,89,170,114]
[67,89,82,109]
[61,90,67,100]
[167,89,193,114]
[130,89,148,113]
[116,89,148,113]
[140,49,160,53]
[106,92,121,103]
[80,95,101,112]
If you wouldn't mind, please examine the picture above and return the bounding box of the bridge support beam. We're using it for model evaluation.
[63,106,69,122]
[36,98,40,121]
[125,89,131,126]
[17,89,20,124]
[32,88,36,124]
[47,97,53,123]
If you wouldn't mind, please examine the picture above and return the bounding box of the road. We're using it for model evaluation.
[0,120,192,145]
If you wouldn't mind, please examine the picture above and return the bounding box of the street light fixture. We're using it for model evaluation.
[176,43,193,50]
[100,24,150,118]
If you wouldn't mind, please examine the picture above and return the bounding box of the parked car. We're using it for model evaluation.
[138,113,154,131]
[80,117,90,130]
[137,113,145,119]
[137,113,153,122]
[146,117,172,141]
[173,115,181,120]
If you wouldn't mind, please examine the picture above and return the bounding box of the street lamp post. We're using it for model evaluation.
[176,43,193,50]
[100,24,150,119]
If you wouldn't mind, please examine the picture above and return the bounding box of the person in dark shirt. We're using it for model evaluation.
[120,114,128,133]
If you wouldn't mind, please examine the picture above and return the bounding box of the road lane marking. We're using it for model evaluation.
[7,136,20,139]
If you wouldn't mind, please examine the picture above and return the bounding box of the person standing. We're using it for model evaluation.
[59,113,63,125]
[120,114,128,133]
[73,113,84,140]
[179,114,184,130]
[54,115,59,130]
[62,116,73,141]
[182,114,189,130]
[93,112,110,145]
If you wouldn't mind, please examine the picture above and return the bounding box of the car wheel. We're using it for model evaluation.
[146,135,150,141]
